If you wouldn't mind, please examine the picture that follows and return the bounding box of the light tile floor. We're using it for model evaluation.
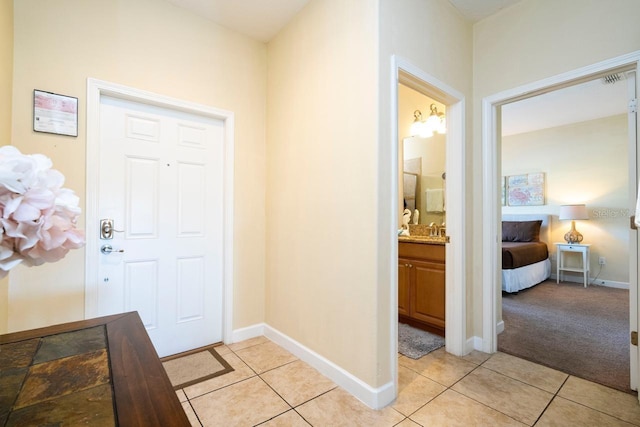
[176,336,640,426]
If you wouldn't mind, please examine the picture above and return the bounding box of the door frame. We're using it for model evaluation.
[84,78,235,344]
[481,51,640,393]
[390,56,467,375]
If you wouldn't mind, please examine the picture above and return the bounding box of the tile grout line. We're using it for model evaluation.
[211,343,326,426]
[396,354,484,423]
[185,398,204,427]
[442,358,531,425]
[394,351,487,423]
[531,375,570,426]
[548,376,640,426]
[479,362,569,395]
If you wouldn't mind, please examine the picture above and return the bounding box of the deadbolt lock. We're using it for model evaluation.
[100,219,115,240]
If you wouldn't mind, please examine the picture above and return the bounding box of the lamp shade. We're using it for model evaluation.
[558,204,588,220]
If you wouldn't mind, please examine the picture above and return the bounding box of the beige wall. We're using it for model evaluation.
[379,0,474,356]
[503,115,629,283]
[266,0,380,386]
[266,0,472,390]
[0,0,13,333]
[472,0,640,337]
[371,0,473,388]
[9,0,267,332]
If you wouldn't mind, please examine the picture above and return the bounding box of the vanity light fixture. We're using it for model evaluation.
[409,104,446,138]
[559,204,589,243]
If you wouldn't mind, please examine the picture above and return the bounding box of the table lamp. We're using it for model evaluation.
[559,204,588,243]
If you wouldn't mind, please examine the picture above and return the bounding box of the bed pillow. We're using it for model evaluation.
[502,220,542,242]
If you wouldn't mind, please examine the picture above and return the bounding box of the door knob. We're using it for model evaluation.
[100,219,124,240]
[101,244,124,254]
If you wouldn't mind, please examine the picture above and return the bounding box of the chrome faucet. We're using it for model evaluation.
[428,222,439,237]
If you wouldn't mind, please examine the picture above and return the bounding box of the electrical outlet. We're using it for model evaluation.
[599,256,606,265]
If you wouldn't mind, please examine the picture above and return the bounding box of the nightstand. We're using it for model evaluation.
[555,243,591,287]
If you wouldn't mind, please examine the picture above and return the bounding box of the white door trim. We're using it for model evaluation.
[628,68,639,392]
[481,51,640,394]
[391,56,467,363]
[85,78,235,344]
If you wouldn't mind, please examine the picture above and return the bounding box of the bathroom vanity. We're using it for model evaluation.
[398,238,445,336]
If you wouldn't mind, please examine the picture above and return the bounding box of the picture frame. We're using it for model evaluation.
[33,89,78,137]
[506,172,545,206]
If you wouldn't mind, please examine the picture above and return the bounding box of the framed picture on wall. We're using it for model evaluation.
[33,90,78,137]
[507,172,545,206]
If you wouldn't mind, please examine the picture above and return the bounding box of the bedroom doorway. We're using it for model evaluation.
[481,51,640,399]
[498,75,631,392]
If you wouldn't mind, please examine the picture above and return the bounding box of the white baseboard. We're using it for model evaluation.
[262,324,395,410]
[468,336,483,353]
[230,323,265,344]
[549,273,629,289]
[496,320,504,334]
[465,337,475,353]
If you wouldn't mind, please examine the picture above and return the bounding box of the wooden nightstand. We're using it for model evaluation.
[555,243,591,287]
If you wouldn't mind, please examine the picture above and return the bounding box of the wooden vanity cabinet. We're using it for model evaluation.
[398,242,445,336]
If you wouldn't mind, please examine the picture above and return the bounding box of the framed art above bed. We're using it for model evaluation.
[503,173,545,207]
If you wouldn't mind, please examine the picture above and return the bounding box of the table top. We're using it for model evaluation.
[554,242,591,247]
[1,312,190,426]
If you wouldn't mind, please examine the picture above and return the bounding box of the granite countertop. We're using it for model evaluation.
[398,224,448,245]
[398,235,448,245]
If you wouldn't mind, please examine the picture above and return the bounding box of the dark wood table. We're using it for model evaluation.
[0,311,190,426]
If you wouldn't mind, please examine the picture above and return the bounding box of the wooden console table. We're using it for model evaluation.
[0,311,189,426]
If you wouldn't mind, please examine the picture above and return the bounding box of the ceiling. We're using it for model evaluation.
[164,0,523,42]
[164,0,629,135]
[502,75,629,136]
[447,0,524,22]
[164,0,310,42]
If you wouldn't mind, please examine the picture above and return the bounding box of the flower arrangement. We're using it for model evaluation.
[0,146,85,278]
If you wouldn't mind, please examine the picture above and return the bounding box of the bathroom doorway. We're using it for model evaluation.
[391,58,467,365]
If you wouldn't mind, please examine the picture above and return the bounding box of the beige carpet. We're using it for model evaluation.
[499,280,630,393]
[161,346,233,390]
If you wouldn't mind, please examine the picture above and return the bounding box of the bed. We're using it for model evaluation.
[501,214,551,293]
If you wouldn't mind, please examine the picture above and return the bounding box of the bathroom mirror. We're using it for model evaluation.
[402,136,446,225]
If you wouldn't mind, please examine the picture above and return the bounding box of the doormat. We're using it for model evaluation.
[161,345,234,390]
[398,323,445,359]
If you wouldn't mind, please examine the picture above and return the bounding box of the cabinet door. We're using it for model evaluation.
[398,259,411,317]
[411,259,445,329]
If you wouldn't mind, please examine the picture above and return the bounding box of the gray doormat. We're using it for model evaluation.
[398,323,445,359]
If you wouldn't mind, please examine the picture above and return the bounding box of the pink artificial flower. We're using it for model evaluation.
[0,146,85,276]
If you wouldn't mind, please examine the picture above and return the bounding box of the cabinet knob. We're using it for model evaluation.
[409,264,413,268]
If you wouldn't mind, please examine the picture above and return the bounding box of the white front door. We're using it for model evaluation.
[95,95,224,357]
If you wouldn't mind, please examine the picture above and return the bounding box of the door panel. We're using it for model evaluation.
[125,260,158,329]
[412,260,445,328]
[398,260,411,316]
[96,95,223,357]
